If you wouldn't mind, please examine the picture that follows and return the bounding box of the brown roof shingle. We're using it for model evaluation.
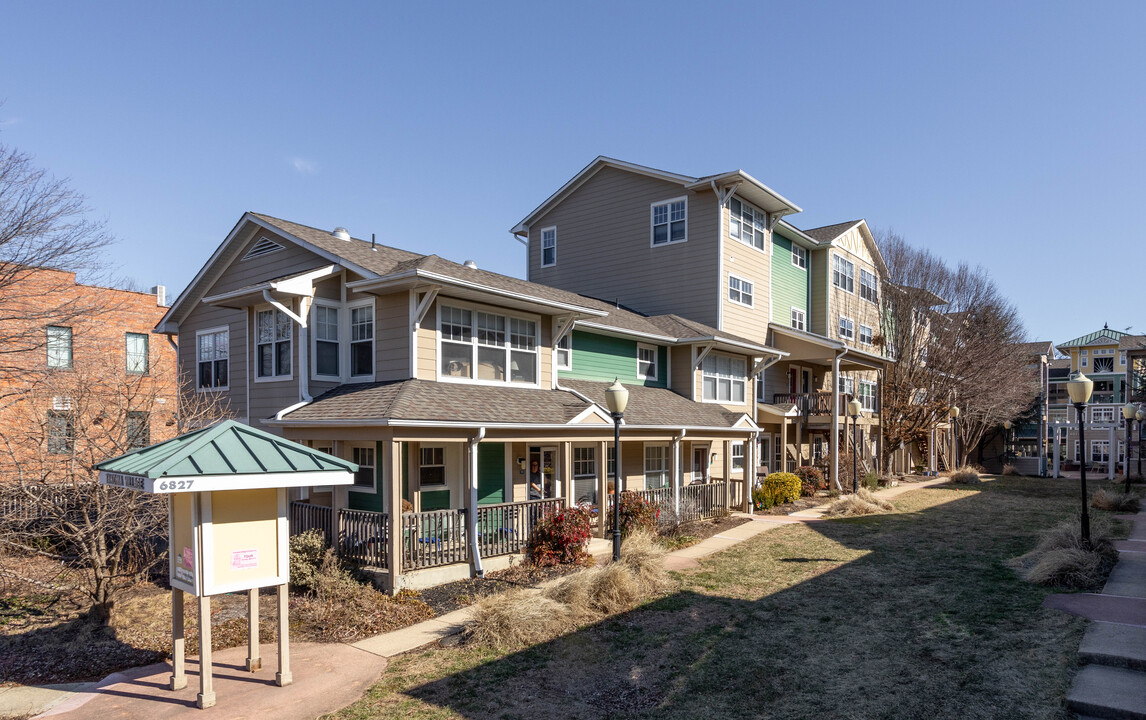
[561,379,746,428]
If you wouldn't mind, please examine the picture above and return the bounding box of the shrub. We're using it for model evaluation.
[618,491,657,538]
[1002,463,1018,476]
[949,466,981,484]
[526,505,593,567]
[288,529,327,594]
[794,466,826,496]
[756,472,801,509]
[862,471,880,490]
[1091,488,1141,513]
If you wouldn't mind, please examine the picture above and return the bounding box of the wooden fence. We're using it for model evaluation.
[605,482,730,527]
[475,498,563,558]
[401,509,468,571]
[337,508,388,568]
[289,501,334,543]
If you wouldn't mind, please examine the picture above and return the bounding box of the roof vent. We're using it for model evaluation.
[463,260,478,269]
[332,227,351,241]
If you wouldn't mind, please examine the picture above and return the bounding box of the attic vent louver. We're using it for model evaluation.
[242,236,285,261]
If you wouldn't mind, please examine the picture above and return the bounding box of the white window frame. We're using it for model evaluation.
[840,376,855,398]
[46,325,73,369]
[348,298,376,380]
[254,305,293,382]
[540,226,557,268]
[644,443,670,489]
[791,244,807,269]
[791,307,805,332]
[859,324,874,345]
[1090,440,1110,463]
[637,343,659,382]
[349,445,377,494]
[196,326,229,392]
[311,301,341,380]
[125,332,149,375]
[833,254,855,293]
[1120,350,1126,366]
[437,301,541,388]
[555,331,572,371]
[838,315,855,341]
[731,441,744,470]
[728,275,753,307]
[419,445,447,489]
[728,197,768,252]
[701,353,747,405]
[859,379,876,411]
[859,268,878,303]
[1092,406,1115,423]
[650,197,688,247]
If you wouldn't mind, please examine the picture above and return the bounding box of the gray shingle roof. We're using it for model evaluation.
[801,220,863,243]
[560,379,746,428]
[1119,335,1146,351]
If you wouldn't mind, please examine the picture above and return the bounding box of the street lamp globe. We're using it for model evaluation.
[949,406,961,419]
[1065,372,1094,405]
[604,378,629,415]
[847,398,862,418]
[1003,420,1012,430]
[1136,407,1145,423]
[1123,403,1137,422]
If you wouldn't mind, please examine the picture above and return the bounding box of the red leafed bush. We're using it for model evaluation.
[794,466,826,496]
[526,506,593,567]
[618,491,657,538]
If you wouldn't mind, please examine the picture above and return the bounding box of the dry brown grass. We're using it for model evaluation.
[618,530,670,594]
[949,466,981,484]
[822,488,895,517]
[465,589,572,651]
[1011,516,1119,590]
[1002,463,1018,476]
[1091,488,1141,512]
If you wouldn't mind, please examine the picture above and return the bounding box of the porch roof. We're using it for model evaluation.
[561,379,752,429]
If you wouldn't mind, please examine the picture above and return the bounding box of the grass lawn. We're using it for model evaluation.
[326,477,1110,720]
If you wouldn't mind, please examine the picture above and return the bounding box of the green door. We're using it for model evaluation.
[477,443,505,505]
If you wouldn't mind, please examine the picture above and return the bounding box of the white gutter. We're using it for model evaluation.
[469,427,486,577]
[268,417,760,432]
[347,271,610,317]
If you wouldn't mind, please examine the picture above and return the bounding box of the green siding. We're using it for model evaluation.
[477,443,506,504]
[421,489,450,511]
[771,231,809,325]
[348,440,386,512]
[559,330,667,387]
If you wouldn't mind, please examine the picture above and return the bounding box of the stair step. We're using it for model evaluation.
[1067,665,1146,719]
[1080,623,1146,671]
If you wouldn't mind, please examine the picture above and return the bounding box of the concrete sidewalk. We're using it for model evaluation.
[8,478,947,719]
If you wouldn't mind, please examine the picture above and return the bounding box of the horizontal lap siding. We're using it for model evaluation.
[810,249,829,336]
[211,231,332,296]
[771,232,808,327]
[670,346,693,399]
[722,229,770,342]
[178,304,248,421]
[560,330,666,387]
[528,167,719,326]
[375,291,410,381]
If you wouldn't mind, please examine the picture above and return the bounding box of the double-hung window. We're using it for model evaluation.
[419,446,446,488]
[573,446,596,503]
[126,410,150,449]
[792,244,807,269]
[352,446,375,489]
[440,305,538,385]
[729,198,767,250]
[637,343,658,381]
[555,333,571,370]
[644,445,669,489]
[728,275,753,307]
[651,198,687,245]
[858,380,876,411]
[125,333,149,375]
[859,269,878,303]
[541,227,557,267]
[859,324,874,345]
[1092,407,1114,423]
[833,255,855,293]
[350,304,374,377]
[791,307,805,331]
[196,328,229,389]
[838,316,855,341]
[256,308,292,378]
[47,410,73,454]
[840,376,855,398]
[314,305,339,377]
[731,442,744,470]
[702,354,746,403]
[47,326,73,369]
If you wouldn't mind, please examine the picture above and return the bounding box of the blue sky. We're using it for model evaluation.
[2,1,1142,345]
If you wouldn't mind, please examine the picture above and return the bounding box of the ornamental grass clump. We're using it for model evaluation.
[1091,488,1141,513]
[1011,516,1119,591]
[616,530,669,595]
[949,466,981,484]
[526,506,593,567]
[823,488,895,518]
[466,589,573,651]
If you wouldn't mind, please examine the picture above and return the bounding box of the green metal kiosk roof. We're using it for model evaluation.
[96,419,356,494]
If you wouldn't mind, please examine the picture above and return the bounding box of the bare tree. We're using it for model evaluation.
[876,232,1037,469]
[0,337,228,620]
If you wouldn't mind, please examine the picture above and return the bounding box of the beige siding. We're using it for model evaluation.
[810,248,829,336]
[721,225,771,342]
[669,346,693,399]
[374,291,410,381]
[527,166,721,326]
[211,231,331,296]
[417,322,437,380]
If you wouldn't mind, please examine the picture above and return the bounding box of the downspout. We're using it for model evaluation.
[469,427,487,577]
[673,429,687,516]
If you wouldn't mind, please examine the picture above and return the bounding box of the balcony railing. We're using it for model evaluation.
[772,392,876,415]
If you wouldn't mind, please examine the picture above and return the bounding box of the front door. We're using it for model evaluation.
[758,436,771,475]
[802,369,812,393]
[528,446,560,500]
[692,445,709,484]
[788,368,798,393]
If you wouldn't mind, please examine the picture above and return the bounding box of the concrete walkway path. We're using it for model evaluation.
[8,478,950,719]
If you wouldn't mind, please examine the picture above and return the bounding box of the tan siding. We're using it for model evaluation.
[810,249,829,336]
[669,346,693,399]
[314,277,341,301]
[417,322,437,380]
[211,231,330,296]
[527,167,720,325]
[721,230,771,342]
[539,321,552,388]
[374,291,410,381]
[764,360,790,399]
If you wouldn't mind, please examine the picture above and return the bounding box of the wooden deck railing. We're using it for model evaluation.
[338,508,388,568]
[475,498,564,558]
[290,501,334,544]
[772,392,875,415]
[402,509,468,570]
[606,483,730,526]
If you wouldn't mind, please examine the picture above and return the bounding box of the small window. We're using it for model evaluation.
[728,275,753,307]
[859,380,876,411]
[420,446,446,487]
[125,333,149,375]
[840,376,855,397]
[791,244,807,269]
[541,226,557,267]
[126,410,150,449]
[350,304,374,377]
[832,255,855,293]
[1119,350,1126,366]
[644,444,669,489]
[256,308,292,378]
[314,305,339,377]
[47,326,73,369]
[651,198,687,246]
[197,328,229,390]
[859,324,874,345]
[555,333,571,370]
[637,343,658,381]
[731,442,744,470]
[607,445,616,479]
[791,308,805,332]
[352,446,375,489]
[47,410,73,454]
[838,316,855,340]
[729,198,767,251]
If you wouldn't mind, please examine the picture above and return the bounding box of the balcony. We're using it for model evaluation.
[772,392,876,415]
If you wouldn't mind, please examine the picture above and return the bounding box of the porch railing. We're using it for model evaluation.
[772,392,873,415]
[475,498,564,558]
[290,501,334,543]
[402,509,468,571]
[338,508,388,568]
[606,482,730,527]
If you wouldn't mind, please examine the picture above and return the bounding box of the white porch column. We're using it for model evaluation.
[723,440,732,510]
[930,428,937,473]
[597,440,608,538]
[468,431,485,577]
[1108,427,1116,480]
[384,439,403,594]
[671,433,682,517]
[744,433,756,514]
[780,420,788,474]
[830,354,842,491]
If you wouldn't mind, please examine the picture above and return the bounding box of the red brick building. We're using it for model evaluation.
[0,266,179,484]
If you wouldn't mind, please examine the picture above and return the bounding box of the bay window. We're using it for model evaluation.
[702,354,747,403]
[440,304,538,385]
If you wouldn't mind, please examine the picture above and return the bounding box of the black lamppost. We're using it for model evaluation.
[605,378,629,562]
[848,398,862,493]
[1137,407,1144,484]
[1123,403,1137,493]
[1003,420,1013,465]
[1067,372,1094,544]
[949,406,961,468]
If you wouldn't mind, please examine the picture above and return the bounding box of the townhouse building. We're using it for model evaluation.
[156,212,776,590]
[0,266,175,484]
[510,157,894,487]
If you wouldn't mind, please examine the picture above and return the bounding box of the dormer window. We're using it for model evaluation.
[729,198,767,251]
